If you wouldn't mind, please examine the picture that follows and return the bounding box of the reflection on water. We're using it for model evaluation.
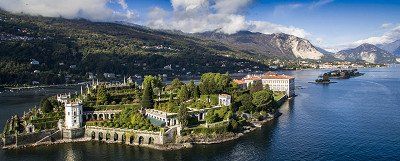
[1,66,400,161]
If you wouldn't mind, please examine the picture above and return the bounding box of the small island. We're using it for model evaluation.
[322,69,364,79]
[1,72,295,150]
[309,73,337,84]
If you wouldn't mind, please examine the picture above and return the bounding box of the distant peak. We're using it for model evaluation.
[358,43,375,48]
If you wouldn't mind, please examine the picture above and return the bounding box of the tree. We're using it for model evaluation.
[205,112,220,124]
[170,78,183,92]
[177,85,189,103]
[199,73,231,95]
[40,98,53,113]
[177,105,190,127]
[193,85,200,99]
[252,89,276,112]
[228,120,239,132]
[264,84,270,90]
[96,85,108,105]
[237,93,254,113]
[187,80,196,98]
[250,81,263,93]
[141,83,154,108]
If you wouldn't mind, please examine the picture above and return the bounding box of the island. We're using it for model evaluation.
[321,69,364,79]
[309,73,337,84]
[1,72,295,150]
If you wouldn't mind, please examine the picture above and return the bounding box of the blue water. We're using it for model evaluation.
[1,66,400,161]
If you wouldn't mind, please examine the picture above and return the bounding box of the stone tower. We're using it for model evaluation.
[64,101,83,129]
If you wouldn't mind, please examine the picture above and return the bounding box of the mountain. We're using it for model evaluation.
[0,10,266,85]
[195,31,324,60]
[334,43,397,64]
[316,47,334,55]
[377,39,400,56]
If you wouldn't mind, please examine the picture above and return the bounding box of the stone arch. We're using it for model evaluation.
[98,132,103,141]
[105,114,109,119]
[106,133,111,141]
[99,114,104,120]
[121,133,126,143]
[93,114,98,120]
[111,114,114,119]
[87,114,92,121]
[91,131,96,140]
[138,136,144,145]
[148,137,154,144]
[129,136,134,144]
[113,132,118,141]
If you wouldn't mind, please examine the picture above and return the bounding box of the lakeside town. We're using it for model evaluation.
[1,71,294,150]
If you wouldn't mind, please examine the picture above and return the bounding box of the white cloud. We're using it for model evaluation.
[117,0,128,10]
[147,7,170,29]
[147,0,309,37]
[0,0,135,22]
[309,0,334,9]
[319,25,400,52]
[354,25,400,45]
[248,21,309,38]
[381,23,392,29]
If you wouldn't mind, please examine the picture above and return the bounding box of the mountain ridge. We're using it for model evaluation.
[334,43,397,64]
[194,31,324,60]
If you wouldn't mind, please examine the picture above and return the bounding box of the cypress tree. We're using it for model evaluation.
[141,83,154,108]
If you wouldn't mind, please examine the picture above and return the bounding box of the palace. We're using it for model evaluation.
[234,72,295,97]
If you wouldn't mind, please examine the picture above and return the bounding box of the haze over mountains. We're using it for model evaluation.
[334,43,398,64]
[377,39,400,56]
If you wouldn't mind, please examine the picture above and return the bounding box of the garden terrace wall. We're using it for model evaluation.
[85,126,170,145]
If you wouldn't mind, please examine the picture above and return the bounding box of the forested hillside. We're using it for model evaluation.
[0,10,266,85]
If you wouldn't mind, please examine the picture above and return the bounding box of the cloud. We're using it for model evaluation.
[274,0,333,16]
[320,25,400,52]
[0,0,135,22]
[248,21,309,38]
[381,23,393,29]
[147,0,308,38]
[117,0,128,10]
[147,7,170,29]
[354,25,400,45]
[309,0,334,9]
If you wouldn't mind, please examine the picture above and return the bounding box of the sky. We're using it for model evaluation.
[1,0,400,52]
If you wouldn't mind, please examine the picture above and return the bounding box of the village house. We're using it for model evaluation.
[30,59,39,65]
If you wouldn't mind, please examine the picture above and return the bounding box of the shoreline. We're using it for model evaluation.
[1,117,275,151]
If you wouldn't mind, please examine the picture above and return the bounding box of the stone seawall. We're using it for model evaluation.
[2,129,62,148]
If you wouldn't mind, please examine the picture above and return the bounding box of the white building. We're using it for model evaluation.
[57,93,71,104]
[260,72,295,97]
[243,75,262,87]
[64,101,83,129]
[30,59,39,65]
[218,94,232,106]
[236,72,295,97]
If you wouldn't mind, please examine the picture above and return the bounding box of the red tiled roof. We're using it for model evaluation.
[233,79,246,84]
[261,71,294,79]
[243,76,261,81]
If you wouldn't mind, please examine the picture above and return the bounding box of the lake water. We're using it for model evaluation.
[1,66,400,161]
